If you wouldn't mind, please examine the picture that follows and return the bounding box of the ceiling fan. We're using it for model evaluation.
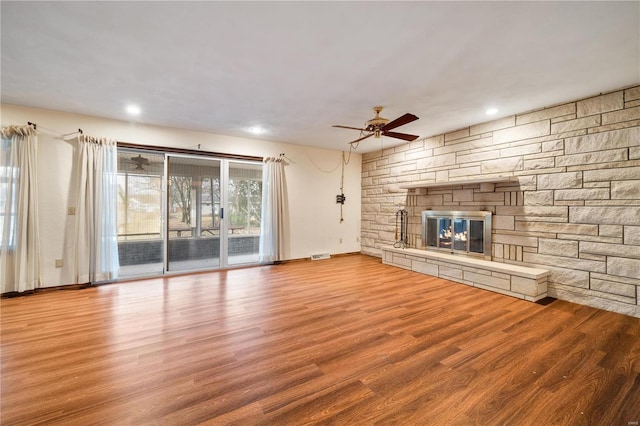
[130,154,151,171]
[333,106,420,145]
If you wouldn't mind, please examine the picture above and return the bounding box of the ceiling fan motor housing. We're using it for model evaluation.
[366,106,390,133]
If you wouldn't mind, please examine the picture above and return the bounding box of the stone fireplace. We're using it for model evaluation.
[422,210,492,260]
[369,85,640,316]
[380,180,549,302]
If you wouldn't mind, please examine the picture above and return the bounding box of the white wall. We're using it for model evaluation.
[1,104,361,287]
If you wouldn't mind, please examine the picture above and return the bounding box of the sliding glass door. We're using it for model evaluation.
[166,155,222,271]
[227,161,262,265]
[116,149,165,277]
[117,149,262,277]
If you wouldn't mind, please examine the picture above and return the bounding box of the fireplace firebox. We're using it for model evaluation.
[422,210,492,260]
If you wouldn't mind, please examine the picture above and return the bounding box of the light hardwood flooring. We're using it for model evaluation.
[2,254,639,425]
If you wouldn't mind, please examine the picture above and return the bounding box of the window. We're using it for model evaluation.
[117,173,163,241]
[116,145,263,277]
[116,149,164,276]
[228,163,262,234]
[0,137,18,250]
[227,161,262,266]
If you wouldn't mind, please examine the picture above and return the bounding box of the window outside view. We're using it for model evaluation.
[116,149,262,276]
[0,138,17,249]
[116,150,165,276]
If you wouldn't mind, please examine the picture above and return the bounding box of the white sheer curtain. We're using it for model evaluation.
[73,135,119,283]
[0,125,40,293]
[259,157,286,263]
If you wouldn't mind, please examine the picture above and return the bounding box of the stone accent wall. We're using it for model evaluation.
[362,85,640,317]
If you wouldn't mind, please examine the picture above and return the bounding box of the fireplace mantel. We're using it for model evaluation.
[400,176,518,190]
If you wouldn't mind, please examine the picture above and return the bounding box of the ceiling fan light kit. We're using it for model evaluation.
[333,106,420,146]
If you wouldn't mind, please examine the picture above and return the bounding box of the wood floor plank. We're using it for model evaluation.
[2,254,639,425]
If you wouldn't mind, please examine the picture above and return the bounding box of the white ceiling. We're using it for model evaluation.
[2,1,639,153]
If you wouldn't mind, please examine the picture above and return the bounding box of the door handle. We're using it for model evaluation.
[220,207,224,219]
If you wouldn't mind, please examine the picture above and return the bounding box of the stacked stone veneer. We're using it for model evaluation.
[362,85,640,317]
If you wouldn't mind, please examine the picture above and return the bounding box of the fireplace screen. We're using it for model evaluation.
[422,211,492,259]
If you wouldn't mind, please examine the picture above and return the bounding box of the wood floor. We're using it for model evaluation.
[2,254,639,425]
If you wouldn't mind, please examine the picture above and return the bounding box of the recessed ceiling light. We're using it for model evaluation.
[126,105,141,115]
[486,108,499,116]
[248,126,265,135]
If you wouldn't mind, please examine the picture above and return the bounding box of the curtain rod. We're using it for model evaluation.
[26,121,84,137]
[62,128,84,138]
[279,153,294,163]
[118,141,263,162]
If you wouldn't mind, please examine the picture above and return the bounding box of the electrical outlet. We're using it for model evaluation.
[55,258,63,268]
[68,207,76,215]
[356,236,360,242]
[339,238,343,244]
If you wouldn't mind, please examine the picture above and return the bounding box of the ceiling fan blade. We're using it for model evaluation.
[383,131,420,141]
[382,113,419,132]
[348,133,374,145]
[333,125,367,131]
[131,154,150,165]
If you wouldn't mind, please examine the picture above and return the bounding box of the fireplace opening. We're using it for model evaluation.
[422,210,492,260]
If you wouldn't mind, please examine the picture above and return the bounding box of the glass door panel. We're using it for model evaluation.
[227,162,262,265]
[426,218,438,248]
[438,218,452,249]
[469,219,484,254]
[167,156,221,271]
[453,218,468,251]
[116,149,165,277]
